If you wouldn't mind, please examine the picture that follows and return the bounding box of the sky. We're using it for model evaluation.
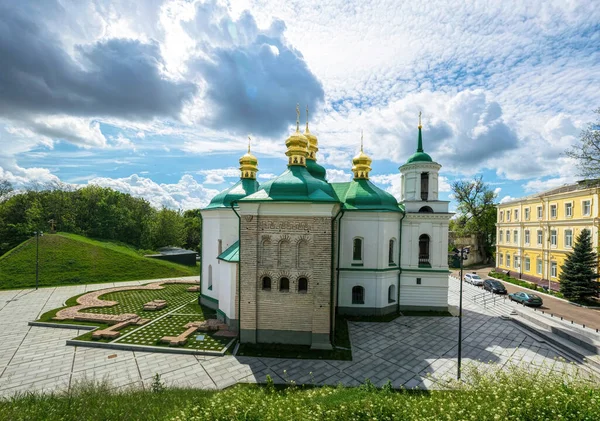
[0,0,599,210]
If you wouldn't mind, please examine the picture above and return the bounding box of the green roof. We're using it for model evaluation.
[332,179,404,212]
[217,241,239,262]
[205,178,260,209]
[405,126,433,164]
[306,159,327,181]
[240,166,338,203]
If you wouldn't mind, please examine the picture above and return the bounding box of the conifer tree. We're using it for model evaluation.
[559,229,600,301]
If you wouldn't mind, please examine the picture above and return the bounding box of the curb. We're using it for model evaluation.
[66,337,235,356]
[487,276,570,303]
[28,321,96,330]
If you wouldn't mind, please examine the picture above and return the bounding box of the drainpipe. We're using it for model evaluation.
[231,202,241,342]
[199,212,203,301]
[334,209,345,344]
[329,207,343,345]
[397,211,406,314]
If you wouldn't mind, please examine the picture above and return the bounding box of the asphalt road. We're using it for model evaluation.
[452,266,600,332]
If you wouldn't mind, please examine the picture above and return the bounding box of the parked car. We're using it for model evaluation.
[483,279,507,294]
[464,273,484,286]
[508,291,543,307]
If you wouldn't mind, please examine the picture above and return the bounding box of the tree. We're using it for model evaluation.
[451,176,497,262]
[0,179,13,200]
[559,228,600,301]
[182,209,201,253]
[565,109,600,178]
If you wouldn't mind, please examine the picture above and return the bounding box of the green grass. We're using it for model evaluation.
[0,364,598,421]
[489,271,565,299]
[0,233,198,290]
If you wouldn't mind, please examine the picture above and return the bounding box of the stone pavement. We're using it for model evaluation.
[0,277,593,397]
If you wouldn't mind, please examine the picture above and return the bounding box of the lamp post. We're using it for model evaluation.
[33,231,43,290]
[453,246,469,380]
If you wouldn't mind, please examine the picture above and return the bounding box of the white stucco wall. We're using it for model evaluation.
[399,271,448,309]
[338,271,399,309]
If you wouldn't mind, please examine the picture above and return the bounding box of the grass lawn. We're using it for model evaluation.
[0,364,598,421]
[0,233,198,290]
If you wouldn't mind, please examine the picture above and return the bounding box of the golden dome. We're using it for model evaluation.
[239,136,258,179]
[285,104,309,166]
[352,131,372,180]
[304,105,319,160]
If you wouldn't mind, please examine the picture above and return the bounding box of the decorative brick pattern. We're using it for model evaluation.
[143,300,167,311]
[91,317,149,340]
[160,319,228,346]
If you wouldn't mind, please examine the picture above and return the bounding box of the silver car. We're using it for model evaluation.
[464,273,484,286]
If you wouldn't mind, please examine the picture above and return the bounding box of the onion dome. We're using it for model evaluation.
[406,112,433,164]
[333,179,402,212]
[205,178,260,209]
[351,131,372,180]
[239,136,258,179]
[285,104,309,167]
[304,105,327,181]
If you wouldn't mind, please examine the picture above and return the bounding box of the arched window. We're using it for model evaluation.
[418,234,430,266]
[418,206,434,213]
[279,277,289,292]
[353,237,363,262]
[388,239,396,265]
[388,285,396,303]
[261,276,271,291]
[352,286,365,304]
[208,264,213,290]
[278,239,292,268]
[298,277,308,293]
[261,238,272,266]
[296,240,310,268]
[421,172,429,201]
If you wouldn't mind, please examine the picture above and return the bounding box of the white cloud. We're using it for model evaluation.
[494,187,502,195]
[258,173,276,179]
[204,173,225,184]
[88,174,219,210]
[197,167,240,178]
[326,169,351,182]
[500,195,514,204]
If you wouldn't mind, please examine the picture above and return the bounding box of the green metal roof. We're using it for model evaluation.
[217,240,239,262]
[205,178,260,209]
[405,126,433,164]
[331,179,404,212]
[306,159,327,181]
[240,166,339,203]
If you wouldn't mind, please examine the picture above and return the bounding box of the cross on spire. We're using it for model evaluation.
[247,135,251,153]
[296,103,300,132]
[361,130,364,152]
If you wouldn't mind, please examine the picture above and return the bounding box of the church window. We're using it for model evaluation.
[420,172,429,201]
[297,240,310,268]
[261,276,271,291]
[418,234,430,266]
[388,239,396,265]
[278,239,292,268]
[279,277,289,292]
[388,285,396,303]
[418,206,434,213]
[352,286,365,304]
[298,277,308,293]
[208,265,213,290]
[261,238,272,266]
[352,237,363,262]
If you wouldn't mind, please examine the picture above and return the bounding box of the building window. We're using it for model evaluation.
[551,229,557,246]
[388,239,396,265]
[208,265,213,290]
[525,257,530,272]
[506,254,511,267]
[418,234,430,266]
[298,277,308,293]
[515,209,519,221]
[388,285,396,303]
[421,172,429,201]
[416,278,422,285]
[565,203,573,218]
[537,259,542,275]
[524,230,530,244]
[583,200,591,216]
[352,286,365,304]
[279,277,289,292]
[352,237,363,262]
[499,230,503,243]
[551,262,557,278]
[537,206,543,219]
[500,211,504,222]
[499,253,503,266]
[514,255,519,269]
[507,210,511,221]
[550,204,557,218]
[507,230,511,243]
[262,276,272,291]
[537,230,542,245]
[565,229,573,248]
[513,230,518,244]
[524,208,530,220]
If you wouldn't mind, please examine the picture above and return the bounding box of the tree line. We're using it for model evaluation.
[0,180,201,256]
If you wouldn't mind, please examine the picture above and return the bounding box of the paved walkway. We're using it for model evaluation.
[0,278,593,397]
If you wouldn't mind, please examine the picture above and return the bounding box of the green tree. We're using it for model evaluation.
[150,208,185,249]
[559,228,600,301]
[182,209,201,253]
[0,179,13,200]
[565,109,600,178]
[451,176,497,262]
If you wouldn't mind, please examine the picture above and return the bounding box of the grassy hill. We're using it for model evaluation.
[0,233,198,290]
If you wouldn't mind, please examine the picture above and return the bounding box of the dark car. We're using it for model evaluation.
[508,291,543,307]
[483,279,507,294]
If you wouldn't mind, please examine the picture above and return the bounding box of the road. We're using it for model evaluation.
[452,266,600,332]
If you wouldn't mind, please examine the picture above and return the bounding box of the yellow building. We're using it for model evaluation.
[496,181,600,287]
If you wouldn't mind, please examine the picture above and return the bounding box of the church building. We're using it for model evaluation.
[200,107,451,350]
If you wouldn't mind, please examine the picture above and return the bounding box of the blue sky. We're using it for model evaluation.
[0,0,599,210]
